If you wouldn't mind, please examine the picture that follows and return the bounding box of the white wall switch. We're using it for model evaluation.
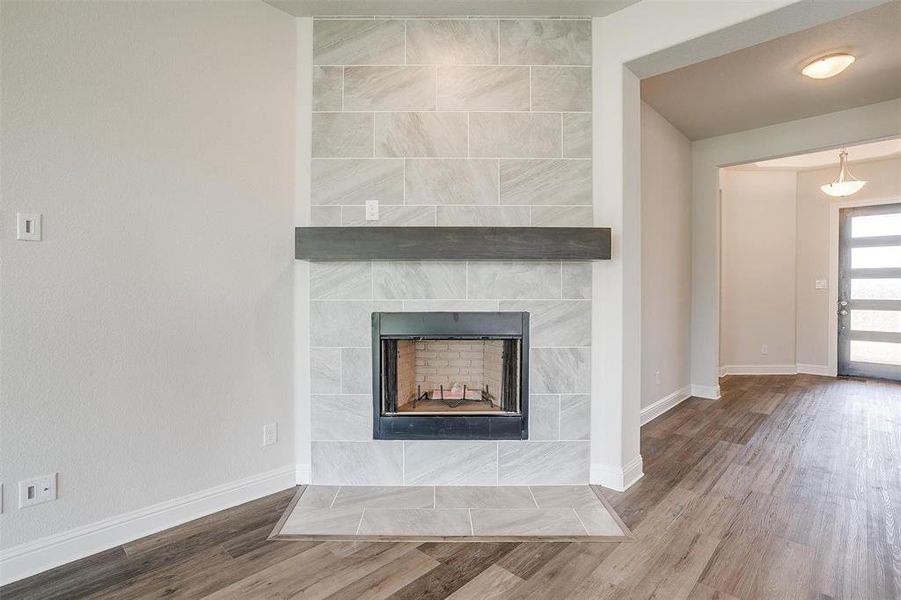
[761,344,768,355]
[262,423,278,446]
[18,474,57,508]
[815,279,827,290]
[365,200,379,221]
[16,213,42,241]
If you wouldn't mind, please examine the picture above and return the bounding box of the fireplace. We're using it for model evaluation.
[372,312,529,440]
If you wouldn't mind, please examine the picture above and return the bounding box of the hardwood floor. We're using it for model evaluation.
[4,374,900,599]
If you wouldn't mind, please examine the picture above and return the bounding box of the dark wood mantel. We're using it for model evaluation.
[295,226,611,261]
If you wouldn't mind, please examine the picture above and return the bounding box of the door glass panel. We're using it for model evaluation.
[849,340,901,366]
[851,213,901,238]
[851,278,901,300]
[851,246,901,269]
[850,310,901,333]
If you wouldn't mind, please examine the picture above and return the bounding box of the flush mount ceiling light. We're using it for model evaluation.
[821,148,867,197]
[802,53,855,79]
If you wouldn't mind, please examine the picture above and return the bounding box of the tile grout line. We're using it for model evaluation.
[571,507,590,535]
[527,486,540,508]
[329,486,341,508]
[355,508,366,535]
[469,508,475,535]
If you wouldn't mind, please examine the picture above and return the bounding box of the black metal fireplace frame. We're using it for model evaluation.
[372,312,529,441]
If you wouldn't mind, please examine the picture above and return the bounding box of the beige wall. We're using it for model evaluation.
[640,103,692,408]
[720,170,798,368]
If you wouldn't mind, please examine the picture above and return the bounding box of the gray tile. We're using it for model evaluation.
[563,113,591,158]
[404,441,498,485]
[471,508,587,536]
[313,66,342,111]
[406,159,498,205]
[280,506,363,535]
[403,299,499,312]
[296,485,341,507]
[499,300,591,347]
[406,20,498,65]
[312,394,371,441]
[341,347,371,394]
[372,261,467,299]
[500,159,591,205]
[332,486,434,509]
[358,508,472,536]
[466,261,561,299]
[560,394,590,440]
[529,395,559,441]
[313,113,373,158]
[312,441,404,485]
[311,262,372,300]
[375,112,468,157]
[531,347,590,393]
[342,205,436,226]
[498,20,591,65]
[497,441,590,485]
[434,486,537,509]
[531,206,594,227]
[576,506,623,536]
[311,206,341,226]
[531,67,591,111]
[314,20,405,65]
[312,159,403,206]
[562,262,591,299]
[437,66,529,111]
[437,206,530,227]
[470,113,560,158]
[529,485,600,508]
[311,348,341,393]
[311,300,401,347]
[344,66,436,111]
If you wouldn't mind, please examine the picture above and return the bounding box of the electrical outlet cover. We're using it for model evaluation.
[263,423,278,446]
[19,474,57,508]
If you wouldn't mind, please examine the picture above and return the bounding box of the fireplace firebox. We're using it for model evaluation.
[372,312,529,440]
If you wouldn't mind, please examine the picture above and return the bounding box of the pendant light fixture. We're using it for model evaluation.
[820,148,867,197]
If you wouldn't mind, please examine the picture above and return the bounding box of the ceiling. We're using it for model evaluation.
[640,1,901,140]
[729,137,901,171]
[265,0,639,17]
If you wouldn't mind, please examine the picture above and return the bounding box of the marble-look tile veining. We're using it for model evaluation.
[528,395,560,440]
[531,205,594,227]
[436,206,530,226]
[498,20,591,66]
[466,261,562,299]
[405,159,498,205]
[311,262,372,300]
[311,394,371,441]
[497,441,590,485]
[313,66,342,111]
[500,159,591,205]
[331,486,434,509]
[469,112,561,158]
[311,348,341,393]
[342,205,436,227]
[531,347,591,393]
[310,300,402,347]
[312,159,403,206]
[562,262,592,299]
[280,506,363,535]
[311,441,404,486]
[406,20,498,65]
[374,112,468,157]
[340,348,371,394]
[344,66,437,111]
[434,486,537,509]
[403,441,498,485]
[437,66,530,111]
[358,509,472,536]
[372,261,467,299]
[470,508,587,536]
[313,20,405,65]
[499,299,591,346]
[312,112,373,158]
[563,113,592,158]
[311,206,341,226]
[530,67,592,111]
[560,394,591,440]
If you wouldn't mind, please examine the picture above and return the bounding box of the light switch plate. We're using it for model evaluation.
[16,213,42,241]
[262,423,278,447]
[815,279,827,289]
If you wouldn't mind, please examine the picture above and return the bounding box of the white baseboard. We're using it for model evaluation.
[796,363,832,376]
[690,384,721,399]
[640,386,691,425]
[295,463,311,484]
[719,364,833,377]
[0,465,296,586]
[590,455,644,492]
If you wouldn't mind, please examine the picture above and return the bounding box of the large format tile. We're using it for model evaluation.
[528,394,559,441]
[342,205,436,226]
[311,348,341,393]
[576,506,623,536]
[563,113,591,158]
[310,300,401,347]
[500,159,591,205]
[404,440,498,485]
[374,112,467,157]
[530,67,591,111]
[499,300,591,347]
[312,159,403,206]
[437,206,530,227]
[402,299,499,312]
[313,113,373,158]
[311,262,372,300]
[341,347,371,394]
[280,506,363,535]
[560,394,590,440]
[528,485,601,508]
[313,66,342,111]
[311,394,371,441]
[531,206,593,227]
[312,441,404,485]
[471,508,587,535]
[358,509,472,536]
[469,113,560,158]
[438,66,529,111]
[498,20,591,65]
[434,486,537,509]
[332,486,435,509]
[372,261,467,299]
[531,347,590,393]
[344,66,436,111]
[311,206,341,226]
[467,261,561,299]
[406,159,498,205]
[497,441,590,484]
[295,485,341,508]
[314,20,405,65]
[562,261,592,299]
[406,20,498,65]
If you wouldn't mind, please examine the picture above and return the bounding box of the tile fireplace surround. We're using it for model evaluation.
[306,17,593,486]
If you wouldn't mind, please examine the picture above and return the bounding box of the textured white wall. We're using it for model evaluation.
[1,1,296,549]
[640,103,691,408]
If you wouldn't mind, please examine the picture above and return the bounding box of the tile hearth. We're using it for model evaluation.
[270,485,631,542]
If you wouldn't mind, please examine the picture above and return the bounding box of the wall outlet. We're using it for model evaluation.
[761,344,768,355]
[262,423,278,447]
[815,279,827,290]
[18,474,57,508]
[16,213,42,241]
[365,200,379,221]
[654,370,661,385]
